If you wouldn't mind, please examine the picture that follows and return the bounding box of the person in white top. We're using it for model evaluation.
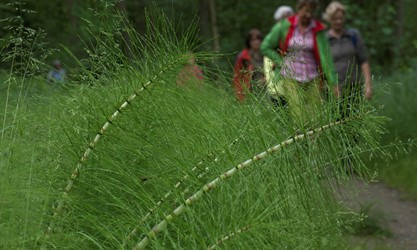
[274,6,294,22]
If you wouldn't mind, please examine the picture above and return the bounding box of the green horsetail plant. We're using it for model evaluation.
[126,136,243,241]
[133,113,370,249]
[47,81,378,249]
[47,52,188,234]
[207,224,252,250]
[46,3,208,235]
[46,16,386,247]
[1,3,390,250]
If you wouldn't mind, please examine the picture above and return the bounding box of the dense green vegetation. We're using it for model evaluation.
[376,66,417,198]
[0,0,416,249]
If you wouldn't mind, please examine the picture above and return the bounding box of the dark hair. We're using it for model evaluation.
[297,0,318,10]
[245,29,263,49]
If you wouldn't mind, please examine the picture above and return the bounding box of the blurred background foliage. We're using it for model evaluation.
[1,0,416,75]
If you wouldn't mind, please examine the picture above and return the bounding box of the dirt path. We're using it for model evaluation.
[337,178,417,250]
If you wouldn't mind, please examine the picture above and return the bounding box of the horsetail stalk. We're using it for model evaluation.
[126,138,241,241]
[47,55,185,234]
[207,225,252,250]
[126,162,208,240]
[133,116,357,249]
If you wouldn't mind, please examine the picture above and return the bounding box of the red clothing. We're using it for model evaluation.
[233,48,254,102]
[261,15,337,86]
[281,15,319,83]
[281,15,329,84]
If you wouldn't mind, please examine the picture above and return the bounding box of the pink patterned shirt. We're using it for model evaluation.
[281,16,319,83]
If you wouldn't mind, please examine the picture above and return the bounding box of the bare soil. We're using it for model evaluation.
[336,178,417,250]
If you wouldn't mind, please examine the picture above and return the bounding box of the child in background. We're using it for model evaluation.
[47,59,66,83]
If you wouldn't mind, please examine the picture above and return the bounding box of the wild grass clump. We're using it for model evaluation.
[0,4,389,249]
[0,5,63,241]
[45,83,383,249]
[373,65,417,198]
[352,203,393,238]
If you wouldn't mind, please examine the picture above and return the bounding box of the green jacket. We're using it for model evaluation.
[261,15,337,86]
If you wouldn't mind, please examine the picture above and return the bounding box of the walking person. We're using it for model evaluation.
[233,28,265,102]
[261,0,337,126]
[176,52,204,86]
[265,5,294,107]
[324,1,372,117]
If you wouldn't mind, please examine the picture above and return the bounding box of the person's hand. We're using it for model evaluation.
[259,75,266,87]
[365,83,372,100]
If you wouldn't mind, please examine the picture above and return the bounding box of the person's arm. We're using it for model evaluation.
[316,31,339,98]
[361,62,372,100]
[260,23,283,64]
[353,29,372,100]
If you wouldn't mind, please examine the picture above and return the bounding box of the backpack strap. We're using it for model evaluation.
[347,28,357,49]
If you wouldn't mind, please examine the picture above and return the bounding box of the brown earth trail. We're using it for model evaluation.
[337,178,417,250]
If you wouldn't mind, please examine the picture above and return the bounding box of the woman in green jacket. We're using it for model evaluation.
[261,0,337,126]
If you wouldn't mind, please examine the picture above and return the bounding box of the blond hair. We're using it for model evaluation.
[323,1,346,22]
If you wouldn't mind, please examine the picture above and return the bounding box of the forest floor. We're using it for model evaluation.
[336,177,417,250]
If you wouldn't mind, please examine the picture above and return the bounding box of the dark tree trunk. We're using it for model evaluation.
[66,0,77,28]
[395,0,404,39]
[208,0,220,51]
[199,0,219,51]
[198,0,211,49]
[65,0,78,44]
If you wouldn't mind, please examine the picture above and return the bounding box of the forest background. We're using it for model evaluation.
[0,0,415,73]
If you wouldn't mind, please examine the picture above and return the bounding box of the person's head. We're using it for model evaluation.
[274,6,294,22]
[296,0,318,26]
[323,1,346,32]
[245,29,263,51]
[53,59,62,70]
[185,52,196,65]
